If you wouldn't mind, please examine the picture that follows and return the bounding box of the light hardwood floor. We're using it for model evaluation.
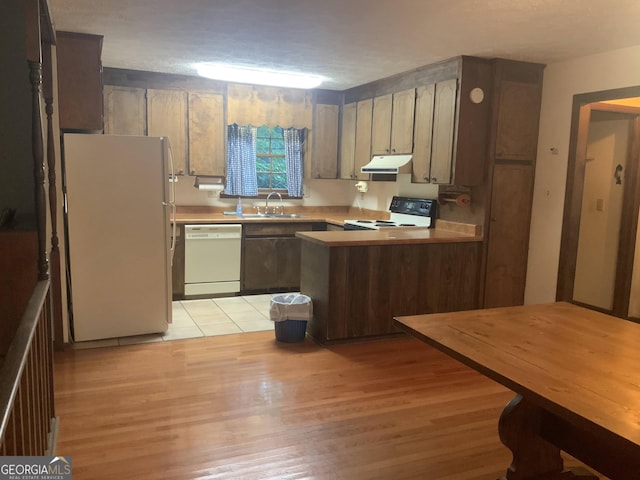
[54,333,586,479]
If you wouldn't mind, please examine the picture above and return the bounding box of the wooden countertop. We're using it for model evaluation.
[175,211,347,226]
[174,206,381,227]
[174,206,482,245]
[296,225,481,246]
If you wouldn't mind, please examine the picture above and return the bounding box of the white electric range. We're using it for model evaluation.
[343,196,437,231]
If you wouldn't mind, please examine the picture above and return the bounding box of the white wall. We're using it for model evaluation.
[573,118,628,309]
[174,173,440,212]
[174,176,354,209]
[525,44,640,304]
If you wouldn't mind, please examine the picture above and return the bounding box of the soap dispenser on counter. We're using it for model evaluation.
[235,197,243,216]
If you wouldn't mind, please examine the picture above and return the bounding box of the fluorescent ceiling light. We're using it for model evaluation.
[196,63,323,89]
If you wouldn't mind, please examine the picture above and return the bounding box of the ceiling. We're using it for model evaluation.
[49,0,640,91]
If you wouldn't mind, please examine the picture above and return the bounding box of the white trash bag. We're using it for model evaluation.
[269,294,313,322]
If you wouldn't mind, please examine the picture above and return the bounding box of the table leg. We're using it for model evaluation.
[498,394,565,479]
[497,394,598,480]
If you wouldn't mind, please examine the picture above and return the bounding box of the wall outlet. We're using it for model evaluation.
[207,190,217,198]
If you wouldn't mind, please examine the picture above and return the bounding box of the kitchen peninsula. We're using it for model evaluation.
[297,223,482,344]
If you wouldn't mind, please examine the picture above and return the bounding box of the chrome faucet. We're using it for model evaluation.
[265,191,284,215]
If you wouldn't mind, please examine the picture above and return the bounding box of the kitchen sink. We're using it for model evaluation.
[239,213,305,219]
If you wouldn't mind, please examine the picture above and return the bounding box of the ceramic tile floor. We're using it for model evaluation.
[72,294,279,350]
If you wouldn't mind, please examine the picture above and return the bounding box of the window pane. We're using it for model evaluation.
[272,139,285,154]
[272,173,287,189]
[272,126,284,137]
[257,173,271,189]
[272,157,286,172]
[257,125,271,137]
[256,137,270,153]
[256,156,271,172]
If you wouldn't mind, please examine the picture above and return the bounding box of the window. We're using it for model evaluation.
[256,126,287,190]
[225,124,305,197]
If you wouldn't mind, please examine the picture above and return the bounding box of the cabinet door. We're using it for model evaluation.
[188,91,225,176]
[103,85,146,136]
[56,32,104,131]
[147,89,188,175]
[354,99,373,180]
[495,81,542,161]
[371,94,393,155]
[484,164,534,308]
[430,79,457,184]
[339,102,357,179]
[411,84,435,183]
[277,237,302,289]
[171,225,185,299]
[311,104,339,179]
[242,238,278,291]
[390,88,416,154]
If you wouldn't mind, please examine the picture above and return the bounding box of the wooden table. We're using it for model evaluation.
[394,302,640,480]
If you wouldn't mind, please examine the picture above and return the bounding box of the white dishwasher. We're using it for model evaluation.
[184,224,242,296]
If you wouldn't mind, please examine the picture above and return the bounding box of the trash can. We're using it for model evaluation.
[270,294,313,342]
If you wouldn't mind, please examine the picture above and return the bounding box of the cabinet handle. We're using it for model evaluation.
[190,170,196,175]
[431,177,437,182]
[391,148,396,153]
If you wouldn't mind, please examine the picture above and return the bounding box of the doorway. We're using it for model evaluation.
[557,87,640,320]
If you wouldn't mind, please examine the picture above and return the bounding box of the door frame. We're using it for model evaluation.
[556,86,640,318]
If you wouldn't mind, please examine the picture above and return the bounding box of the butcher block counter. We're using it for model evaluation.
[298,223,483,345]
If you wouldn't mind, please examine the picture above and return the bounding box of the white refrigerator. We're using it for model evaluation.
[63,134,174,342]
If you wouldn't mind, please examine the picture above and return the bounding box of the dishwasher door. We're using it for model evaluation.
[184,224,242,296]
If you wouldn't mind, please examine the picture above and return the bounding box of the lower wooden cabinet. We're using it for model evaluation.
[171,224,185,299]
[300,239,482,343]
[241,222,322,293]
[242,237,300,292]
[484,163,535,308]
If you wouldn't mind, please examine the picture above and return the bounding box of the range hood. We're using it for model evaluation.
[361,154,412,174]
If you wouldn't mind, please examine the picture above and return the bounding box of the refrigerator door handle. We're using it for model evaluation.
[165,138,177,266]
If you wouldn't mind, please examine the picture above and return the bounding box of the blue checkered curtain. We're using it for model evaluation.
[283,128,305,197]
[224,124,258,196]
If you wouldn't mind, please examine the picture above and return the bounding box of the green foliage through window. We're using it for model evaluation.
[256,126,287,190]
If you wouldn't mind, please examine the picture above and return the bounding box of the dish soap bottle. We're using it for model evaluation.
[236,197,243,216]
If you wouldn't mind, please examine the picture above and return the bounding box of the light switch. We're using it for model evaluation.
[596,198,604,212]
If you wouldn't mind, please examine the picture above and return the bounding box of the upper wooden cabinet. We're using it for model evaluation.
[56,32,104,131]
[188,91,225,177]
[103,86,146,136]
[495,81,543,161]
[390,89,416,154]
[429,79,458,184]
[371,94,393,155]
[354,99,373,180]
[339,102,357,180]
[310,104,339,179]
[340,100,371,180]
[411,84,436,183]
[146,89,188,176]
[412,57,494,186]
[371,89,415,155]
